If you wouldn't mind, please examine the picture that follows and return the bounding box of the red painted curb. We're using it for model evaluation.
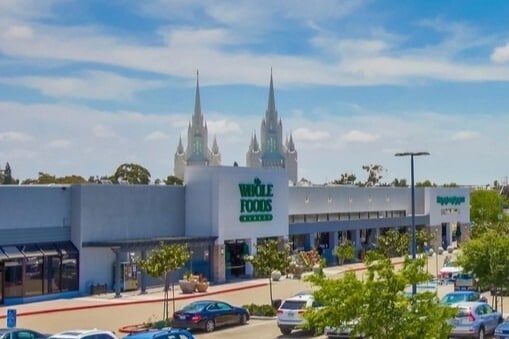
[0,282,268,319]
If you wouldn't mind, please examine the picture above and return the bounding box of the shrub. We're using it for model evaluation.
[242,303,277,317]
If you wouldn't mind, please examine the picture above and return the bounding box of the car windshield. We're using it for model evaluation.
[182,302,208,312]
[280,300,307,310]
[440,293,473,305]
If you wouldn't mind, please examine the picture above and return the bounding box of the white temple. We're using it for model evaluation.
[174,71,221,180]
[174,71,297,184]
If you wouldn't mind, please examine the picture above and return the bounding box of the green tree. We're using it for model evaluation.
[416,179,436,187]
[470,189,509,228]
[332,173,357,185]
[334,240,355,265]
[360,164,384,187]
[416,229,434,254]
[137,242,191,321]
[456,229,509,293]
[376,228,410,258]
[164,175,183,185]
[113,163,151,184]
[391,178,408,187]
[244,239,291,305]
[304,253,457,338]
[2,162,14,184]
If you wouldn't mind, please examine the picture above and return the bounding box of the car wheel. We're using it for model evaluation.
[477,326,484,339]
[205,319,215,332]
[280,327,292,335]
[239,313,248,325]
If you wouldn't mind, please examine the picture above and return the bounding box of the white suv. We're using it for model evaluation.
[48,330,118,339]
[277,293,319,335]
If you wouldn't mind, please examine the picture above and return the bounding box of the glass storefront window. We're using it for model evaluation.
[24,255,43,296]
[4,259,23,298]
[59,243,79,292]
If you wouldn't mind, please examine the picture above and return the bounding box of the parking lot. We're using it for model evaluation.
[1,252,504,339]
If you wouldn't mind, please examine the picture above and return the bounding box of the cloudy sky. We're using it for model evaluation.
[2,0,509,185]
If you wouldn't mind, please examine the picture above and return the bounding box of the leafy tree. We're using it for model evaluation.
[376,228,410,258]
[360,164,384,187]
[470,189,509,228]
[21,172,86,184]
[416,179,436,187]
[304,252,457,338]
[244,239,291,305]
[391,178,408,187]
[456,229,509,293]
[416,229,434,254]
[332,173,357,185]
[164,175,183,185]
[334,240,355,265]
[113,163,151,184]
[442,182,458,187]
[2,162,14,184]
[137,242,191,321]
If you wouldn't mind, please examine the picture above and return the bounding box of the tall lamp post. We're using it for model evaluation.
[395,151,430,295]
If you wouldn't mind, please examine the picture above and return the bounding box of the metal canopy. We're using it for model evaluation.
[82,236,217,252]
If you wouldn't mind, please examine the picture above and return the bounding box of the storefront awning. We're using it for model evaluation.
[82,236,217,252]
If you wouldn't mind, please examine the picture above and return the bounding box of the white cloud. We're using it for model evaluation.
[491,43,509,63]
[0,131,33,142]
[2,71,163,101]
[3,25,34,39]
[451,131,480,141]
[48,139,71,149]
[145,131,168,141]
[293,128,330,142]
[93,124,119,139]
[341,130,378,143]
[206,119,242,136]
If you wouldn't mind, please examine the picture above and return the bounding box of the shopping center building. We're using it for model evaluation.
[0,73,470,305]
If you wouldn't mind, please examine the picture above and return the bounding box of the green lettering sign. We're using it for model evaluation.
[239,177,273,222]
[436,196,465,206]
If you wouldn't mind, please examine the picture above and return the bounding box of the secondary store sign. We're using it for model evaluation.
[238,177,273,222]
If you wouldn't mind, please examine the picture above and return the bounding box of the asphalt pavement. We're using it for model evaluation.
[0,250,505,337]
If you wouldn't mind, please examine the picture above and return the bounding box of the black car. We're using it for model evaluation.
[0,328,47,339]
[172,300,249,332]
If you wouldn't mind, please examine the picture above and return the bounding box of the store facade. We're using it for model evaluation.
[0,167,470,305]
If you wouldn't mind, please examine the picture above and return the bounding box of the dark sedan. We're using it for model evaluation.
[172,300,249,332]
[0,328,47,339]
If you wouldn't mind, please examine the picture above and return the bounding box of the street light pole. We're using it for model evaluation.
[395,151,430,295]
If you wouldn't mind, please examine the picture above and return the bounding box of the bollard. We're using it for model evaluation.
[6,309,16,328]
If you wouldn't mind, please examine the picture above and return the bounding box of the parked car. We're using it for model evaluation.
[172,300,249,332]
[455,273,478,291]
[495,319,509,339]
[324,320,363,339]
[47,330,118,339]
[0,328,47,339]
[277,293,321,335]
[440,261,462,280]
[440,291,487,306]
[122,328,194,339]
[448,302,503,338]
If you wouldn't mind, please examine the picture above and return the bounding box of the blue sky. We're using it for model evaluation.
[2,0,509,185]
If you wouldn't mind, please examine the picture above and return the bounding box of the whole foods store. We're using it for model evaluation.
[0,166,470,305]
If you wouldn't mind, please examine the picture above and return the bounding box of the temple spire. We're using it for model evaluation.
[266,68,276,121]
[177,135,184,153]
[193,69,202,124]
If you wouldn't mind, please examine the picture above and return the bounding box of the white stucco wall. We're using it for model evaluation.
[425,187,470,226]
[185,166,289,243]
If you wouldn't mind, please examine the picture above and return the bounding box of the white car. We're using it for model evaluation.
[48,330,118,339]
[277,293,319,335]
[439,262,462,280]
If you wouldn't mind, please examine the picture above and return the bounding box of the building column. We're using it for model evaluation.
[112,247,122,298]
[213,243,226,283]
[329,231,338,251]
[353,229,361,255]
[245,238,257,276]
[140,250,147,294]
[371,228,380,246]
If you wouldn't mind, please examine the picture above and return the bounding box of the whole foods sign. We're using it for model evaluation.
[238,177,273,222]
[436,196,465,206]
